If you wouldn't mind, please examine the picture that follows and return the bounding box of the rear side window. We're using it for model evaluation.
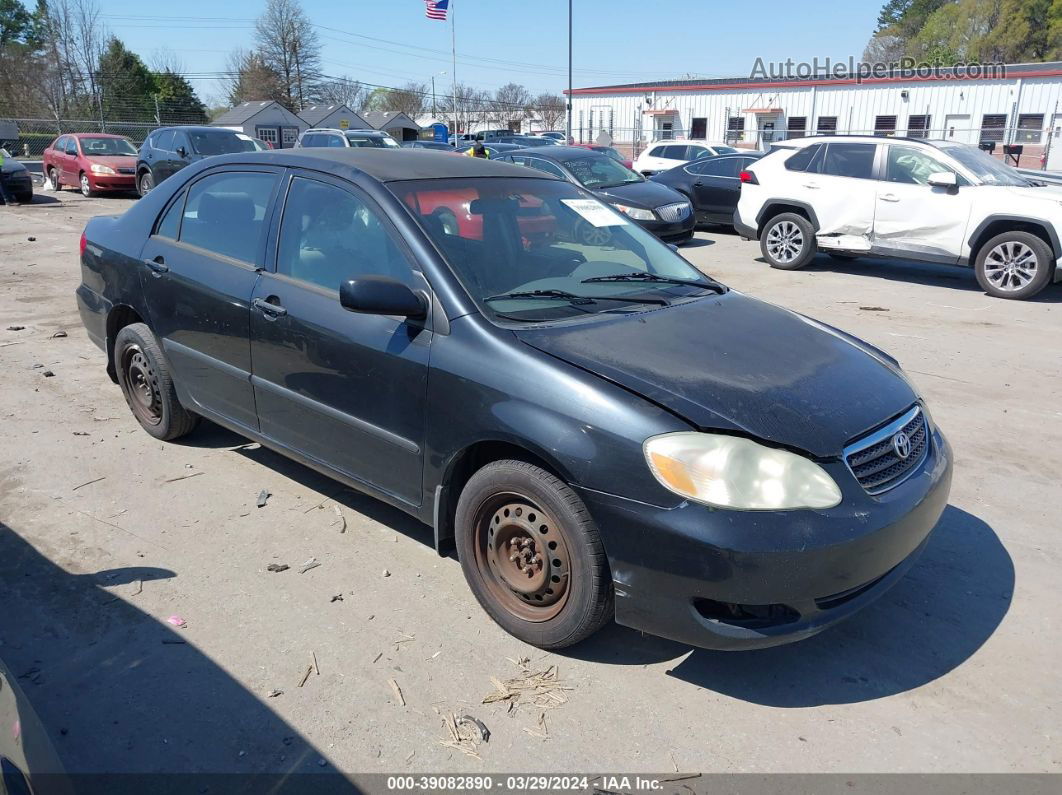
[784,145,820,171]
[524,158,567,178]
[687,158,740,177]
[154,130,175,152]
[156,190,186,239]
[179,172,277,263]
[52,136,67,152]
[277,177,414,291]
[819,143,876,179]
[661,145,686,159]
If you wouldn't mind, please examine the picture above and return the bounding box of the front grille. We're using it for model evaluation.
[655,201,691,223]
[117,167,135,174]
[844,405,929,495]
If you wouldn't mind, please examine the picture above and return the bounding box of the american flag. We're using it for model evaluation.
[425,0,449,20]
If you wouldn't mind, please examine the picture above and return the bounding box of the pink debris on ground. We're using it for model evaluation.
[166,616,187,628]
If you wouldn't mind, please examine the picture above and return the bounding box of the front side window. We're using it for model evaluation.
[277,177,414,291]
[818,143,876,179]
[179,172,277,263]
[65,139,79,156]
[686,146,709,160]
[886,146,960,185]
[392,177,722,325]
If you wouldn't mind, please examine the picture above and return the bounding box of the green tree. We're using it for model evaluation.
[0,0,33,46]
[153,70,207,124]
[97,37,155,120]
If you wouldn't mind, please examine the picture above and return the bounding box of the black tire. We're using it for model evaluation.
[974,231,1054,300]
[15,191,32,204]
[455,460,613,649]
[47,167,61,191]
[79,172,94,198]
[114,323,197,441]
[137,170,154,197]
[760,212,816,270]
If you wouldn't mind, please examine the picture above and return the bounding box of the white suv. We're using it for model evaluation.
[735,135,1062,300]
[633,141,739,175]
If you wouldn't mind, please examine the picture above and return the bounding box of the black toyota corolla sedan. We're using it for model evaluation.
[494,146,696,244]
[76,149,952,651]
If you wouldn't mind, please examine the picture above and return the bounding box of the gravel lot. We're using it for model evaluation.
[0,190,1059,777]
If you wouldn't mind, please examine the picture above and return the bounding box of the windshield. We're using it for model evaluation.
[563,155,643,189]
[592,146,624,163]
[188,130,246,156]
[390,177,720,324]
[936,143,1030,187]
[80,137,137,156]
[346,134,400,148]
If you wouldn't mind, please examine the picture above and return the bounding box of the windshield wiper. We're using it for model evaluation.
[581,272,726,294]
[484,288,667,305]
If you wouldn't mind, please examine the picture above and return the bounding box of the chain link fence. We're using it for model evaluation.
[1,117,167,158]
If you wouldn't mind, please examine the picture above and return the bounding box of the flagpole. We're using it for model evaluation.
[451,1,458,138]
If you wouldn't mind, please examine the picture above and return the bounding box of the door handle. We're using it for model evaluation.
[144,256,168,276]
[252,297,288,318]
[694,180,704,186]
[879,194,901,202]
[802,182,820,189]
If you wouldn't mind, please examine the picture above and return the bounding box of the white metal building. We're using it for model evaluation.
[566,62,1062,167]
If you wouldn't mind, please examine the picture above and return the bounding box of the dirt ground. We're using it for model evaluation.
[0,189,1059,778]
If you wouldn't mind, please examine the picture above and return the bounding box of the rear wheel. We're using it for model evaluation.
[47,167,61,191]
[760,212,816,270]
[114,323,197,441]
[974,231,1054,300]
[79,172,94,198]
[137,170,154,197]
[455,460,613,649]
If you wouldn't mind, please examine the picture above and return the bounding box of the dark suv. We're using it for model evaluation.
[136,126,249,196]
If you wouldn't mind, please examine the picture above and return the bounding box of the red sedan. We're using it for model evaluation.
[42,133,138,197]
[569,143,633,170]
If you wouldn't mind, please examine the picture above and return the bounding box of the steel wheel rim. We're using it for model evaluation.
[472,493,572,622]
[766,220,804,263]
[579,222,611,247]
[80,175,90,196]
[120,344,163,426]
[984,242,1038,291]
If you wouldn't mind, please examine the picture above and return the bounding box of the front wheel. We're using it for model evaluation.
[974,231,1054,300]
[114,323,198,441]
[760,212,816,270]
[137,170,154,197]
[79,173,95,198]
[455,460,613,649]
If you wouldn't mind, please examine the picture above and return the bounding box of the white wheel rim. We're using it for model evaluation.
[81,175,89,195]
[49,170,58,189]
[766,220,804,263]
[581,224,611,246]
[984,241,1038,292]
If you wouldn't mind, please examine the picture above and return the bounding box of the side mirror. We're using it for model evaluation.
[927,171,958,188]
[176,147,187,158]
[340,276,426,319]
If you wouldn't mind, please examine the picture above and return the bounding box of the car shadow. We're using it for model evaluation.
[564,505,1013,707]
[11,194,60,206]
[749,253,1062,303]
[680,237,714,249]
[0,522,361,788]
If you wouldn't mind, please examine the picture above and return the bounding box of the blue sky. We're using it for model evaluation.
[87,0,883,104]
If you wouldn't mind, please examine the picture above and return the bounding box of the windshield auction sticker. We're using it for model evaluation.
[561,199,629,227]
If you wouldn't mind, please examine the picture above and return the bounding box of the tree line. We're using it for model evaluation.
[864,0,1062,64]
[0,0,208,123]
[229,0,566,130]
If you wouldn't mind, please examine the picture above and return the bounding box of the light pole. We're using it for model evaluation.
[566,0,572,143]
[431,70,447,119]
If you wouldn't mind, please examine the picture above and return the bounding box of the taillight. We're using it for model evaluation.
[79,230,87,258]
[739,170,758,185]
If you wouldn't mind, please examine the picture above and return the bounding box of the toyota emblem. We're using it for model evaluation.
[892,431,912,460]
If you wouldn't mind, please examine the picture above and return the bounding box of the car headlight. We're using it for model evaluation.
[644,432,842,510]
[611,203,655,221]
[90,164,115,175]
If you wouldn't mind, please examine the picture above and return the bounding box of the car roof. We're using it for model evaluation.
[156,126,227,133]
[71,133,129,139]
[778,134,938,148]
[508,146,601,162]
[202,148,555,182]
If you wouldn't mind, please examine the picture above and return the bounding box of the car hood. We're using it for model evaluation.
[591,179,685,209]
[515,292,917,457]
[1,159,27,175]
[1000,183,1062,204]
[88,155,137,170]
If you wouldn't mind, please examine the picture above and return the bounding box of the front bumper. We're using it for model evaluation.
[637,213,696,243]
[1,173,33,198]
[576,427,952,650]
[88,173,136,191]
